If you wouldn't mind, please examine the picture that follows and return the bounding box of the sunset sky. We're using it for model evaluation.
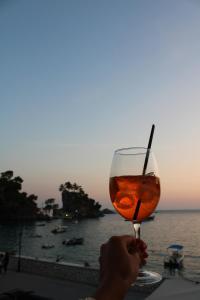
[0,0,200,210]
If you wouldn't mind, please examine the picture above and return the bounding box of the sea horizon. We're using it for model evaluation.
[157,209,200,213]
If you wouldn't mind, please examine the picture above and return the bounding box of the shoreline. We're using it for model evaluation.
[5,254,160,294]
[7,254,99,286]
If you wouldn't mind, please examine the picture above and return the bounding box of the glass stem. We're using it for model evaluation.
[133,222,141,239]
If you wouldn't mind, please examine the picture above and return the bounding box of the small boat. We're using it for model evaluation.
[51,225,66,234]
[125,215,155,222]
[63,214,73,220]
[143,215,155,222]
[41,243,55,249]
[164,244,184,269]
[30,234,42,238]
[37,223,45,227]
[56,255,63,262]
[62,238,84,246]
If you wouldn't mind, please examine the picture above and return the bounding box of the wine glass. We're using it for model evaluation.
[109,147,162,286]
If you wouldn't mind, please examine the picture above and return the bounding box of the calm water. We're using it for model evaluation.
[0,211,200,281]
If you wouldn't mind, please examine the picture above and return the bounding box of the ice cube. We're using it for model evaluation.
[115,191,135,209]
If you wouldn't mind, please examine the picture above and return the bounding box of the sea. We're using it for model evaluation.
[0,211,200,281]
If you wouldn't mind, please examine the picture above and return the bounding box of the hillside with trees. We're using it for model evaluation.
[0,170,39,220]
[59,181,103,219]
[0,170,105,221]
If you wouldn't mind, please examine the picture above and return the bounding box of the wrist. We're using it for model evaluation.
[94,277,128,300]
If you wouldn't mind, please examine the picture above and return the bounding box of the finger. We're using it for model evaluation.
[136,239,147,250]
[139,251,148,267]
[108,235,137,254]
[139,250,148,260]
[143,252,148,258]
[109,235,137,244]
[141,252,148,261]
[119,235,138,252]
[140,259,147,267]
[120,235,137,244]
[130,250,143,268]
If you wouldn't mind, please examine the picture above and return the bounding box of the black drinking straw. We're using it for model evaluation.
[133,124,155,221]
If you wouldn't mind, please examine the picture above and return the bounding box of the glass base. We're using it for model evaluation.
[134,270,162,286]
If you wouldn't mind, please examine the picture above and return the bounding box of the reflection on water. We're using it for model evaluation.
[0,211,200,281]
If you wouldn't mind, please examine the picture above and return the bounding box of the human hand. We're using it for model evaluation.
[94,235,148,300]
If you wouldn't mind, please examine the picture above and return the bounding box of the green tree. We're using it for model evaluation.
[52,203,59,210]
[45,198,55,206]
[44,198,59,216]
[0,170,38,220]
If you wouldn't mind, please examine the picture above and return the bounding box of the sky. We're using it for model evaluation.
[0,0,200,210]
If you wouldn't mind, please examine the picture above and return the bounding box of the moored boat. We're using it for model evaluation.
[51,225,67,234]
[29,234,42,238]
[62,238,84,246]
[41,243,55,249]
[164,244,184,269]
